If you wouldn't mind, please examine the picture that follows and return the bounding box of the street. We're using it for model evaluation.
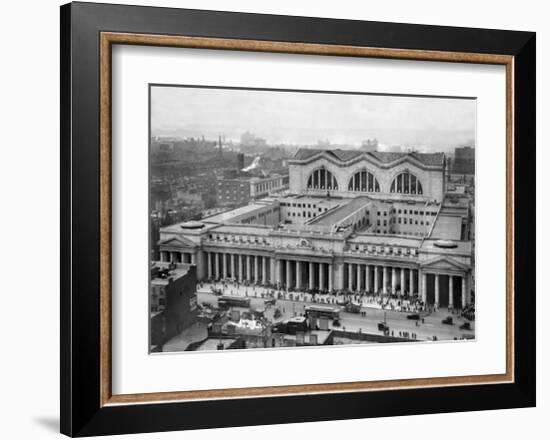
[197,281,475,342]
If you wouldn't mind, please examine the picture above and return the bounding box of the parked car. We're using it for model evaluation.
[378,322,389,331]
[406,313,420,320]
[344,302,361,313]
[459,322,471,330]
[442,316,454,325]
[264,297,276,306]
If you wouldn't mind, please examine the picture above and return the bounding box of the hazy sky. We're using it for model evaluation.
[151,86,476,152]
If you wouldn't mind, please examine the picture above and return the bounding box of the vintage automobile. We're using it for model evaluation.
[441,316,454,325]
[264,297,276,306]
[459,321,472,330]
[406,313,420,320]
[378,322,389,331]
[344,302,361,313]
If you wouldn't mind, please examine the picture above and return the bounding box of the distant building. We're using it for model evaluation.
[216,174,289,206]
[453,146,475,175]
[240,131,267,153]
[360,138,378,151]
[237,153,245,171]
[150,263,198,351]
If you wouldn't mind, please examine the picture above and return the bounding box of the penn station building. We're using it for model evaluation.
[157,148,473,308]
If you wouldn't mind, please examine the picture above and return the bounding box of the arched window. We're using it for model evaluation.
[306,167,339,190]
[347,169,380,192]
[390,171,423,195]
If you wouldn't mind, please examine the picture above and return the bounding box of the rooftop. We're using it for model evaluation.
[349,234,423,247]
[430,214,463,241]
[161,322,208,352]
[210,224,272,236]
[151,263,191,286]
[421,238,472,255]
[309,196,371,226]
[202,203,273,224]
[292,148,445,167]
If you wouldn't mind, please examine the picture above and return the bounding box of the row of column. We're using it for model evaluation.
[207,252,269,284]
[277,260,333,292]
[420,272,469,308]
[344,263,418,296]
[159,250,196,265]
[204,252,470,307]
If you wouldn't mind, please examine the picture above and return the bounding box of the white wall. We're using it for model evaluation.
[0,1,546,440]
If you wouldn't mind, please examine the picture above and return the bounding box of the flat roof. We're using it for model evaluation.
[310,197,371,226]
[349,234,423,247]
[430,214,463,240]
[421,239,471,254]
[210,224,272,235]
[151,263,190,285]
[203,203,272,224]
[162,322,208,352]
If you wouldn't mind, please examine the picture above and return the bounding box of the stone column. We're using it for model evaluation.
[207,252,212,279]
[296,260,302,290]
[254,255,259,283]
[239,254,244,281]
[337,263,344,291]
[270,257,276,284]
[421,272,427,303]
[348,263,353,290]
[383,266,388,294]
[286,259,291,288]
[247,255,251,281]
[191,253,196,265]
[319,262,325,290]
[231,254,235,280]
[356,264,361,291]
[409,269,414,295]
[214,252,220,279]
[275,259,281,285]
[461,275,466,308]
[374,266,379,293]
[262,256,267,284]
[400,268,405,296]
[309,262,314,290]
[222,254,227,279]
[434,274,440,306]
[449,275,454,308]
[328,264,333,291]
[391,267,396,294]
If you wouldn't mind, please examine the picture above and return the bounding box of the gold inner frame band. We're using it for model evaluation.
[99,32,514,406]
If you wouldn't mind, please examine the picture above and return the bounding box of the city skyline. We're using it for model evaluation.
[151,85,476,153]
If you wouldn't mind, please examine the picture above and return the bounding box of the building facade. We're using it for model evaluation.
[158,148,473,308]
[453,146,475,175]
[216,174,289,206]
[150,263,198,350]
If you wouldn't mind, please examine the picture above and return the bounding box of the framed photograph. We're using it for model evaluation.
[60,2,536,437]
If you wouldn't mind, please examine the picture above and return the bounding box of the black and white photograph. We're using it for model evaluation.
[149,85,476,353]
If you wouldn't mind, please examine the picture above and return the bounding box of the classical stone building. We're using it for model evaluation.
[157,148,473,308]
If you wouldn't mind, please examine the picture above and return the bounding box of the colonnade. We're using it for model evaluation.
[420,272,469,308]
[159,250,196,265]
[206,252,270,285]
[202,252,470,308]
[343,263,418,296]
[278,259,333,291]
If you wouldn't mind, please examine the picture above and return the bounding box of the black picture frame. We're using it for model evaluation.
[60,1,536,437]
